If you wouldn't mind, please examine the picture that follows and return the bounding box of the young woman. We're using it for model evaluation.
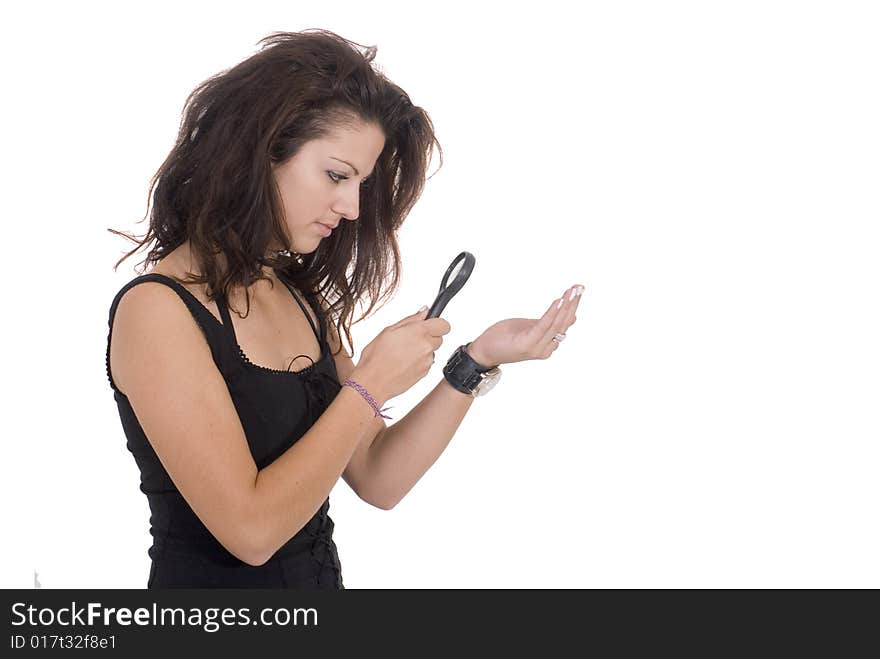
[106,29,583,589]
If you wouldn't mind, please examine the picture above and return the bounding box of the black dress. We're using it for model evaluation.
[105,273,345,588]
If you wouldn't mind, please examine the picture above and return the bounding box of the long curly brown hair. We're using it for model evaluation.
[108,29,442,357]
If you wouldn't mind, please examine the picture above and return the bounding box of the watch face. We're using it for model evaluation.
[474,369,501,396]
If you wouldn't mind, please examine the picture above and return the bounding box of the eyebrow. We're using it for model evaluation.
[330,157,373,178]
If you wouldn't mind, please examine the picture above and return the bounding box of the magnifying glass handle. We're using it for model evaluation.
[426,291,453,319]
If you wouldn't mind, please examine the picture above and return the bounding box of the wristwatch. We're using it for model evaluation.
[443,343,502,397]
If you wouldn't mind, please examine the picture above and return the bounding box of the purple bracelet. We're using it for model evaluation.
[342,378,393,420]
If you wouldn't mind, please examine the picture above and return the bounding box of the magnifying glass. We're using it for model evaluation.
[426,251,476,319]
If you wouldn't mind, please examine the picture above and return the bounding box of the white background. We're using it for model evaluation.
[1,0,877,588]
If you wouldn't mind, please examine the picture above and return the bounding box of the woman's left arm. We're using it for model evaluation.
[365,283,584,509]
[364,375,476,509]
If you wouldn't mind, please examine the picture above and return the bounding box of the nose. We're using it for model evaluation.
[331,186,360,222]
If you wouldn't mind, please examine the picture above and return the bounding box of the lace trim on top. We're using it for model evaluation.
[233,344,330,377]
[221,275,330,378]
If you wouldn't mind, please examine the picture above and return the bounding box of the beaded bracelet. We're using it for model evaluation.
[341,378,394,420]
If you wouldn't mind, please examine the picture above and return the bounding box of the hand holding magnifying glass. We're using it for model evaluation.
[341,251,476,415]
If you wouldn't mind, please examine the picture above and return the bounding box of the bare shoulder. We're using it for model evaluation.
[109,279,208,397]
[108,278,263,564]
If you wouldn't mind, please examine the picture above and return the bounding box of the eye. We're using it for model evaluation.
[329,171,372,188]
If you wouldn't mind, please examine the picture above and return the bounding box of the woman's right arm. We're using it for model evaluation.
[109,283,382,567]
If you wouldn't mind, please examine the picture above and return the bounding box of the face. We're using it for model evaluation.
[271,119,386,254]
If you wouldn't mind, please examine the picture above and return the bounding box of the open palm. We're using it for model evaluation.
[469,284,584,366]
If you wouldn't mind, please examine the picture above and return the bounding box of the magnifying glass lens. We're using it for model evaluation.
[449,260,464,280]
[426,251,476,319]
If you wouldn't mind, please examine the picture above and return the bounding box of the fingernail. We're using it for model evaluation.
[574,285,585,297]
[418,305,428,313]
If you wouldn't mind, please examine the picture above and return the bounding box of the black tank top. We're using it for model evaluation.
[105,273,344,589]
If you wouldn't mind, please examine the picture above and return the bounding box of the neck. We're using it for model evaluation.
[172,241,281,288]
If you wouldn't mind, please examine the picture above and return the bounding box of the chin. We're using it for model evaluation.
[291,242,320,255]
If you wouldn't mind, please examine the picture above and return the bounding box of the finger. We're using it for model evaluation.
[542,284,584,357]
[559,284,584,331]
[539,334,562,359]
[425,318,452,336]
[393,305,429,328]
[539,286,576,345]
[531,294,566,339]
